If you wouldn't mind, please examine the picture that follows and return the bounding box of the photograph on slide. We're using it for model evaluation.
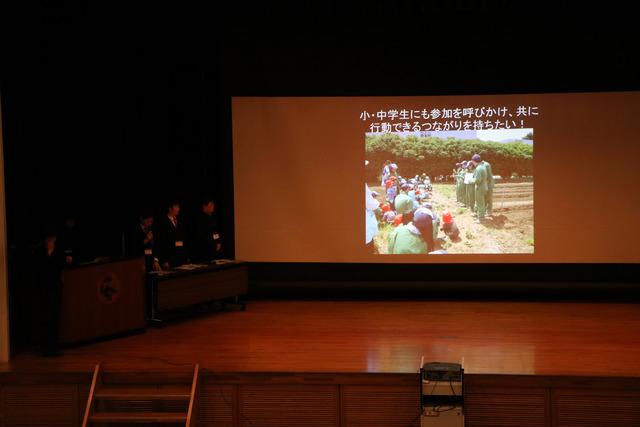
[365,129,534,255]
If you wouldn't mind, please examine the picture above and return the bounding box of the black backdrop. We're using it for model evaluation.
[2,1,639,295]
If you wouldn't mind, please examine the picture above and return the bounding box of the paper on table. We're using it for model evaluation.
[174,264,208,270]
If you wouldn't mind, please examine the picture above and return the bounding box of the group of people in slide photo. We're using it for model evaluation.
[365,154,497,255]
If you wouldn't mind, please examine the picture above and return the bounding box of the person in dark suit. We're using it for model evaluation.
[56,214,81,265]
[155,201,187,269]
[35,229,66,357]
[127,211,161,271]
[192,196,222,262]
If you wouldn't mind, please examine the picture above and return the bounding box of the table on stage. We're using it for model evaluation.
[60,257,146,344]
[146,260,248,321]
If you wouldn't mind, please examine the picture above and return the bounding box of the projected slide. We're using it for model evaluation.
[366,129,534,255]
[232,92,640,263]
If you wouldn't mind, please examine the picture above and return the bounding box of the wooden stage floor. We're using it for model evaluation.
[4,300,640,377]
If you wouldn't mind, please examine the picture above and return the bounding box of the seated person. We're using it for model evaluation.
[388,203,435,254]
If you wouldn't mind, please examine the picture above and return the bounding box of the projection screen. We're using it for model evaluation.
[232,92,640,263]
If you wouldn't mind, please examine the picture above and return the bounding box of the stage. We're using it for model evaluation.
[2,300,640,426]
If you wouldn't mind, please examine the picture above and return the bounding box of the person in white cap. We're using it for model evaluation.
[380,160,391,186]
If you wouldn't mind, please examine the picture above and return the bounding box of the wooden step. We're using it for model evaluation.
[95,385,191,400]
[89,411,187,423]
[102,371,195,384]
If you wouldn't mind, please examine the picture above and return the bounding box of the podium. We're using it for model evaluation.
[59,257,146,343]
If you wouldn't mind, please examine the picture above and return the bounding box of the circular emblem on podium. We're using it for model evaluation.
[97,273,121,304]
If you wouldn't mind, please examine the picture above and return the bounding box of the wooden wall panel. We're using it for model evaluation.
[553,389,640,427]
[341,385,420,427]
[2,372,640,427]
[1,385,78,427]
[198,384,237,427]
[239,385,339,427]
[465,387,548,427]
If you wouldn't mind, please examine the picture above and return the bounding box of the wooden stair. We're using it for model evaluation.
[95,385,192,401]
[88,412,187,423]
[82,363,200,426]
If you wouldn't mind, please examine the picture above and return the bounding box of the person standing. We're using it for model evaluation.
[127,211,161,271]
[454,163,465,205]
[463,161,476,213]
[366,160,380,253]
[380,160,391,186]
[193,197,223,262]
[35,230,65,357]
[471,154,489,223]
[156,201,187,269]
[484,159,495,217]
[366,184,380,253]
[57,214,81,265]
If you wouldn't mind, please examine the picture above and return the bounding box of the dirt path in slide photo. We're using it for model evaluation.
[370,183,534,254]
[429,183,534,254]
[428,184,502,254]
